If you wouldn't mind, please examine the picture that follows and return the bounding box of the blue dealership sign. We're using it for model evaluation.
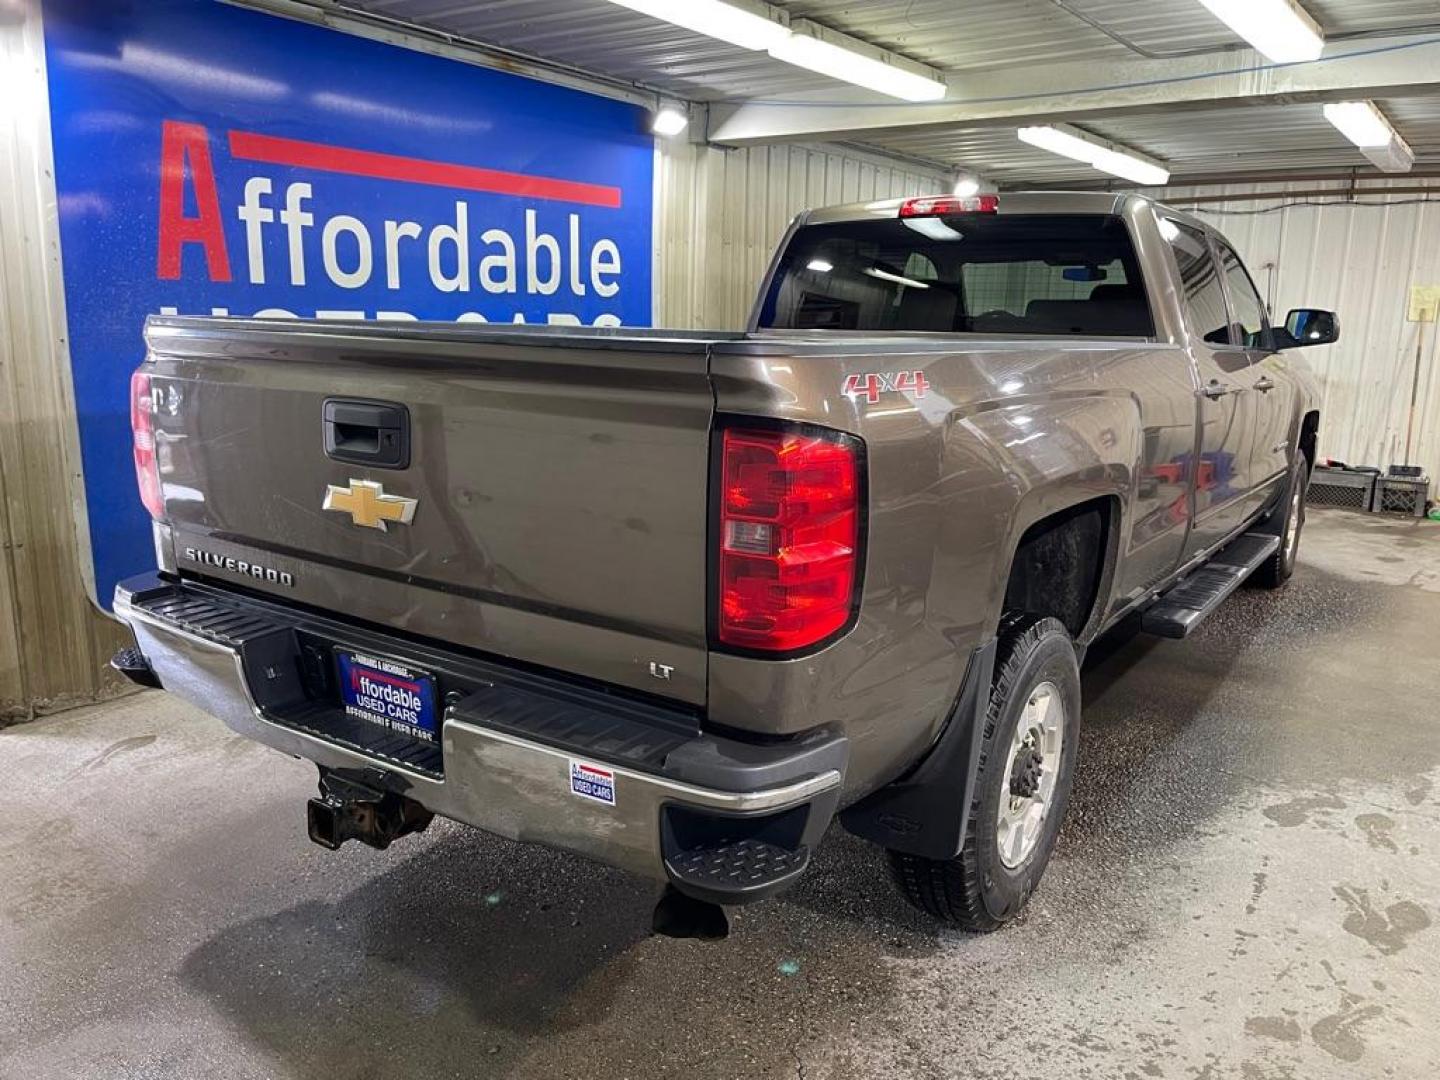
[43,0,655,609]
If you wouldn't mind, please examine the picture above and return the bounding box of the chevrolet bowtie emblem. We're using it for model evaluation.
[322,479,418,531]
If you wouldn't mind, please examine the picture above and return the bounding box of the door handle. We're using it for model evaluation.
[1201,380,1234,400]
[1253,376,1276,393]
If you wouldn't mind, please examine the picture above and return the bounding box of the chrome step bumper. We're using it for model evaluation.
[115,573,843,898]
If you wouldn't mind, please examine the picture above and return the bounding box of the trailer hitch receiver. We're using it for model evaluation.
[306,769,433,851]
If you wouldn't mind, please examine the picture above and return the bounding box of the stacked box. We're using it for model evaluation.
[1373,475,1430,517]
[1306,466,1376,511]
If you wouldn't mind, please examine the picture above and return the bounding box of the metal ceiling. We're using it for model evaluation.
[298,0,1440,184]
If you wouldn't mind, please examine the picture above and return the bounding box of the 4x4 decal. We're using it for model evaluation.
[842,370,931,404]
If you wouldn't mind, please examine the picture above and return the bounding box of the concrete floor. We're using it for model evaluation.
[3,507,1438,1080]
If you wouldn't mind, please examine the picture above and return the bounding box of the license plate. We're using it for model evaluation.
[336,650,439,744]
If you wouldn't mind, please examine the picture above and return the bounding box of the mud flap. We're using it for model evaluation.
[839,639,997,860]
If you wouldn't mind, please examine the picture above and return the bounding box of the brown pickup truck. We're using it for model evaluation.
[113,192,1336,935]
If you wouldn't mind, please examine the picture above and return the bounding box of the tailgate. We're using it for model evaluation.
[143,318,718,705]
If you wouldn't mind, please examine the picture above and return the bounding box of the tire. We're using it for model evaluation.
[1253,454,1308,589]
[887,616,1081,931]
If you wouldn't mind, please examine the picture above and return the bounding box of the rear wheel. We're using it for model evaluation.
[1253,454,1308,589]
[887,616,1081,931]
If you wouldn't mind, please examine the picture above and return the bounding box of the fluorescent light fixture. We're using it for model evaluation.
[1090,147,1171,186]
[1195,0,1324,63]
[651,105,689,137]
[602,3,945,101]
[605,0,788,51]
[1323,101,1393,147]
[1017,124,1106,163]
[603,2,945,101]
[1324,101,1413,172]
[1018,124,1171,186]
[1359,138,1415,174]
[953,172,981,198]
[806,258,834,272]
[768,19,947,102]
[864,267,930,289]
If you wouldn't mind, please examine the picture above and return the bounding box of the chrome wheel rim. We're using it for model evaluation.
[997,680,1064,869]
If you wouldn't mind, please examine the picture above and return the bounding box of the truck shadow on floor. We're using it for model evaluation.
[177,819,937,1079]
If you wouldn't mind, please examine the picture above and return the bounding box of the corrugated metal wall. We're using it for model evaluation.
[0,2,130,721]
[1166,180,1440,480]
[654,138,947,329]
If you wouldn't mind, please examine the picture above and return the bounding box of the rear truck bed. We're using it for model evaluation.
[117,316,948,912]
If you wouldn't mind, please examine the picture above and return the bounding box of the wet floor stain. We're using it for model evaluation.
[1262,793,1345,828]
[1405,774,1434,806]
[1245,872,1268,915]
[1355,813,1399,853]
[1244,1014,1301,1043]
[1310,999,1385,1063]
[1333,886,1432,955]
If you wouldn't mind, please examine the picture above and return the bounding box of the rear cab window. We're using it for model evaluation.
[758,213,1155,337]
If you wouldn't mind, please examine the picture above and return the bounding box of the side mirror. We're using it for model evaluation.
[1277,308,1339,349]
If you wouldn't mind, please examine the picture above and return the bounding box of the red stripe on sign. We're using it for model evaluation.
[358,669,421,692]
[227,130,622,209]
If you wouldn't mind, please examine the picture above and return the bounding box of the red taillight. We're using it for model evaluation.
[717,426,861,653]
[899,194,998,217]
[130,370,164,520]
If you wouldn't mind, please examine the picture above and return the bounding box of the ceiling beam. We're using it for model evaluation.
[708,33,1440,146]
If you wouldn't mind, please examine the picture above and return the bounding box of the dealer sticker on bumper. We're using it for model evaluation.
[570,760,616,806]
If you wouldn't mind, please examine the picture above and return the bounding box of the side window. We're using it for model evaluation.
[1217,244,1269,349]
[1163,220,1230,346]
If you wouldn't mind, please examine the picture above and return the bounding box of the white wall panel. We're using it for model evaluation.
[1167,180,1440,481]
[654,139,947,330]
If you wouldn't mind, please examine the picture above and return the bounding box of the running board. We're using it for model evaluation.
[1141,533,1280,639]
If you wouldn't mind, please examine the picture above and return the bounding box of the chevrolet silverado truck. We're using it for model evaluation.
[113,192,1337,933]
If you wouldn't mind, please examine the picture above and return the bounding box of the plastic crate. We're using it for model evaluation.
[1373,475,1430,517]
[1307,466,1376,511]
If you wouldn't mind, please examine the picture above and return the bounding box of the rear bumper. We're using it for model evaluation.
[114,573,844,903]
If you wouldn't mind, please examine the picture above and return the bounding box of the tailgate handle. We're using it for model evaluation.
[323,399,410,469]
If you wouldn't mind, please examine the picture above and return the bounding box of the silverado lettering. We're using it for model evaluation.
[182,546,294,587]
